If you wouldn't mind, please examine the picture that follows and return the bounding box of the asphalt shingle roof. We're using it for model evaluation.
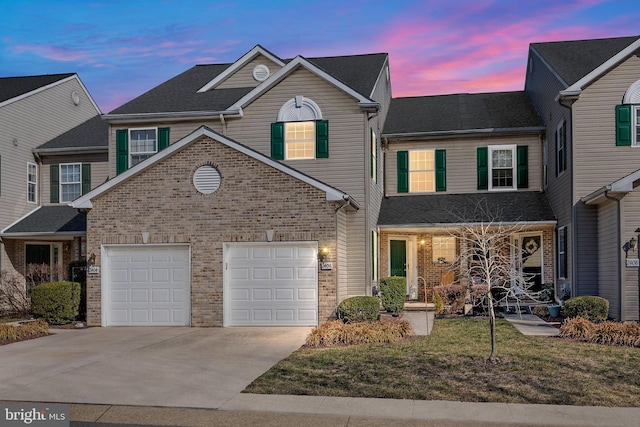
[0,73,75,104]
[109,53,387,115]
[382,91,544,136]
[35,115,108,151]
[2,206,86,235]
[531,35,640,86]
[378,192,556,226]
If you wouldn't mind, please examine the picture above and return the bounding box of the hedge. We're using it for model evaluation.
[563,296,609,323]
[336,296,380,323]
[31,281,81,325]
[379,276,406,314]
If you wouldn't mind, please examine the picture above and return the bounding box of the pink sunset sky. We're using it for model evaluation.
[2,0,638,113]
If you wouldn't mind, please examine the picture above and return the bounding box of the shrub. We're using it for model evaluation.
[379,276,406,313]
[563,296,609,323]
[560,317,640,347]
[305,319,414,348]
[432,290,444,315]
[434,284,466,314]
[31,281,81,325]
[0,320,49,343]
[336,296,380,323]
[531,305,549,317]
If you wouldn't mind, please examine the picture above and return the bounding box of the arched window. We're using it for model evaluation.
[616,79,640,146]
[271,96,328,160]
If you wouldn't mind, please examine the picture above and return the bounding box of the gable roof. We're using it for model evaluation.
[34,115,108,153]
[1,206,86,237]
[382,91,544,139]
[378,192,556,227]
[530,35,640,97]
[105,49,387,118]
[72,126,357,209]
[0,73,75,105]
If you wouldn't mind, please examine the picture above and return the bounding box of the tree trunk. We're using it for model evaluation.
[487,292,500,364]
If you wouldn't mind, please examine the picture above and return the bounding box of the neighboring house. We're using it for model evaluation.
[525,35,640,320]
[378,92,555,297]
[0,73,106,285]
[72,45,390,326]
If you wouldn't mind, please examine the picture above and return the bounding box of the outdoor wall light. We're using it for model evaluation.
[630,236,638,251]
[88,253,96,267]
[318,246,329,262]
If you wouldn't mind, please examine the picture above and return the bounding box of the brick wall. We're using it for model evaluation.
[86,135,340,326]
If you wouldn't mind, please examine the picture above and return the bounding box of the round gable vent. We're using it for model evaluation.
[253,64,270,82]
[193,165,221,194]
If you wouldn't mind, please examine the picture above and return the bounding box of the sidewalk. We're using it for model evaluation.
[63,395,640,426]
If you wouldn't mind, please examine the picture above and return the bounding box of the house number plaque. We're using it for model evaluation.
[626,259,639,268]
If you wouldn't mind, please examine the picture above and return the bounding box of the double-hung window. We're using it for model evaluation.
[432,236,456,263]
[130,128,158,166]
[285,121,315,160]
[60,163,82,202]
[557,226,567,279]
[489,145,516,190]
[371,129,378,182]
[635,106,640,146]
[27,162,37,203]
[409,150,435,192]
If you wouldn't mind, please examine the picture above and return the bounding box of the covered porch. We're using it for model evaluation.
[377,192,557,302]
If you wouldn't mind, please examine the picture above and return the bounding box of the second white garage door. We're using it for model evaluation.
[103,245,191,326]
[224,242,318,326]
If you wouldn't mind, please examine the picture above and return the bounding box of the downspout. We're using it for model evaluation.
[219,113,226,136]
[363,111,372,296]
[604,190,623,320]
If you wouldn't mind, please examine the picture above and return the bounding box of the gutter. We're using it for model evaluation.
[378,220,558,229]
[102,109,243,124]
[33,146,108,155]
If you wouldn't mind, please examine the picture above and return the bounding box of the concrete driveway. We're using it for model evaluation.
[0,326,310,408]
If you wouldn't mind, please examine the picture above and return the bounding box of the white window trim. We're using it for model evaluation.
[371,130,377,182]
[558,226,567,280]
[409,149,436,193]
[432,236,456,263]
[488,144,516,191]
[632,105,640,147]
[59,162,82,203]
[129,127,158,166]
[284,121,315,160]
[27,162,37,204]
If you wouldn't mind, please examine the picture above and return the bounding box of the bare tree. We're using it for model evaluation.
[446,202,547,364]
[0,270,31,316]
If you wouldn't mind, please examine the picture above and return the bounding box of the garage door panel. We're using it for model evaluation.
[105,245,190,326]
[225,243,318,326]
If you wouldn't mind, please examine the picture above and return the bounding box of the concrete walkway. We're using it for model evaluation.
[504,313,561,336]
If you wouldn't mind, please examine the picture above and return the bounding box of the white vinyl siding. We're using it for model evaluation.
[216,55,284,89]
[597,200,620,320]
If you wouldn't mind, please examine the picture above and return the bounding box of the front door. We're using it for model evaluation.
[390,240,407,278]
[515,233,543,292]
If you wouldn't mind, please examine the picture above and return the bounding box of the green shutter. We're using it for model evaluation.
[116,129,129,174]
[315,120,329,158]
[397,151,409,193]
[81,164,91,195]
[517,145,529,189]
[435,149,446,192]
[270,122,284,160]
[616,104,632,146]
[50,165,59,203]
[477,147,488,190]
[158,127,170,151]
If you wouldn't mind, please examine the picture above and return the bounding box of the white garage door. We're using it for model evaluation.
[224,242,318,326]
[103,245,190,326]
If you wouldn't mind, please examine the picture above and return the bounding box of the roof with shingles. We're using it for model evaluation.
[531,35,640,86]
[108,53,388,115]
[382,91,544,137]
[2,206,86,235]
[378,192,556,226]
[35,115,108,151]
[0,73,75,104]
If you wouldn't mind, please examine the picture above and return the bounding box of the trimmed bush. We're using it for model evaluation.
[0,320,49,343]
[306,319,414,348]
[31,281,81,325]
[563,296,609,323]
[433,291,444,315]
[379,276,406,314]
[336,296,380,323]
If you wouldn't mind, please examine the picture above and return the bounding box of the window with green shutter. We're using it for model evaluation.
[371,128,377,182]
[117,127,169,174]
[116,129,129,174]
[82,164,91,195]
[397,149,446,193]
[616,104,634,146]
[556,121,567,175]
[271,120,329,160]
[397,151,409,193]
[435,149,446,192]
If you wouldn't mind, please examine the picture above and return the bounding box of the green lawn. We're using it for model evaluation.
[244,317,640,407]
